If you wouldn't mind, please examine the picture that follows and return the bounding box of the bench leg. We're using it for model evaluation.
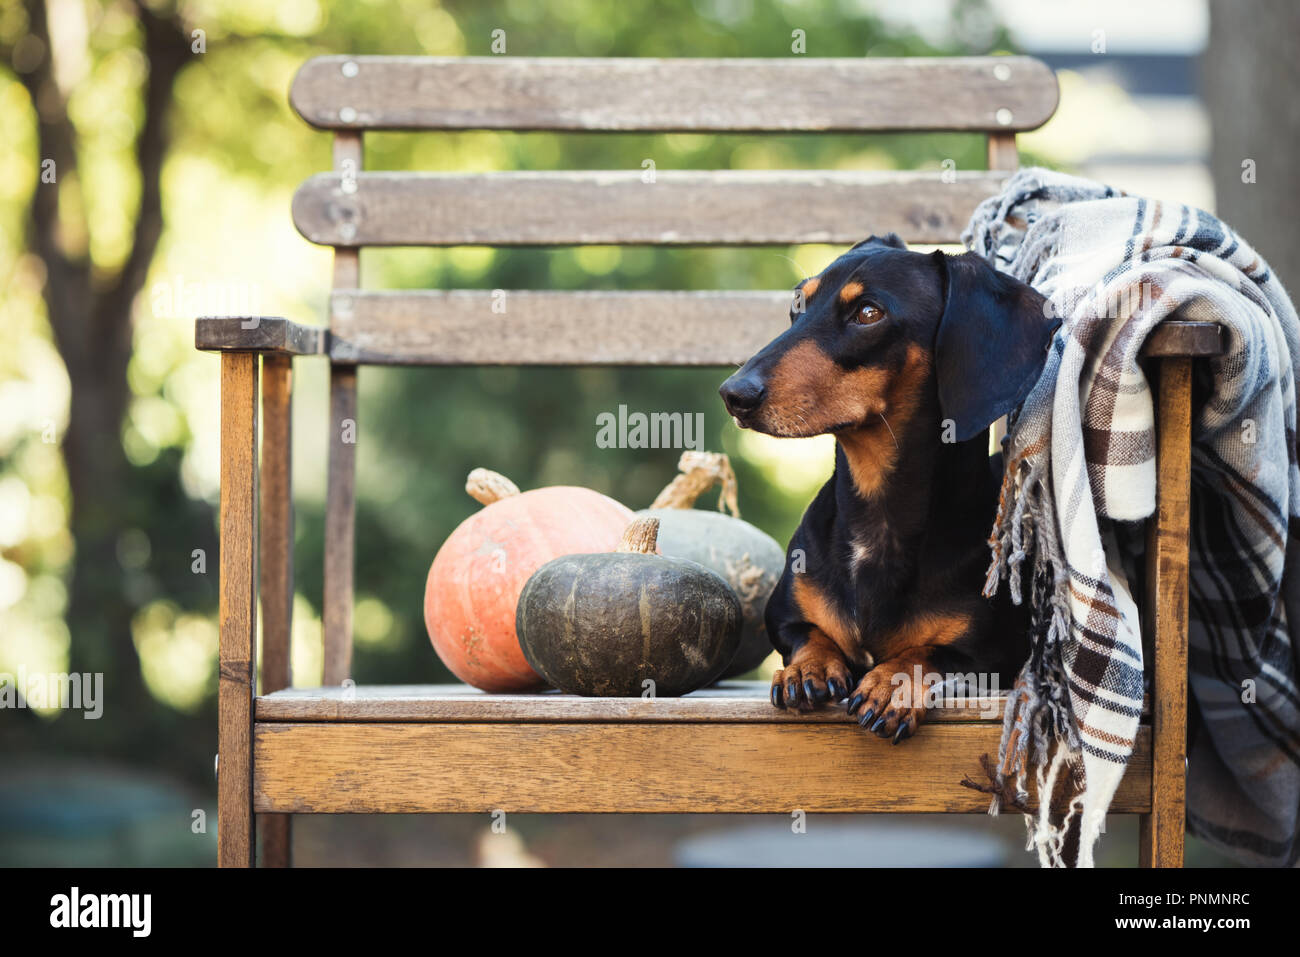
[1140,356,1192,867]
[323,364,358,685]
[218,353,258,867]
[258,354,294,867]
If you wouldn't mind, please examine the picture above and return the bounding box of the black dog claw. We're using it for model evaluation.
[870,716,887,734]
[858,708,875,728]
[771,684,783,707]
[827,679,846,701]
[846,693,864,715]
[892,724,910,745]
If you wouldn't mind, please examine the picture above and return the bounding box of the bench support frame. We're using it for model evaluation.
[213,347,1197,867]
[1139,358,1192,868]
[217,353,258,868]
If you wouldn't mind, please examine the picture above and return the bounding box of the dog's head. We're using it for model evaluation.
[719,234,1057,445]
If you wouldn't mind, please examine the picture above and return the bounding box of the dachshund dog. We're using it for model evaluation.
[719,235,1058,743]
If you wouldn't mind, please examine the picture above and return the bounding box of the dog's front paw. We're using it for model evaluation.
[845,660,931,744]
[770,650,853,712]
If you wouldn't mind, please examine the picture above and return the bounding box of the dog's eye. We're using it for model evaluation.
[855,304,885,325]
[789,296,808,324]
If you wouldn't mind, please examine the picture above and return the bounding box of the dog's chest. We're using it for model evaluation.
[811,523,908,657]
[847,520,905,575]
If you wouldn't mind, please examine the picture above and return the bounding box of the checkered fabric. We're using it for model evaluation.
[968,168,1300,867]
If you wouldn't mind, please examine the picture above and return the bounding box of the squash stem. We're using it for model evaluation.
[465,468,521,505]
[648,450,740,516]
[616,516,660,554]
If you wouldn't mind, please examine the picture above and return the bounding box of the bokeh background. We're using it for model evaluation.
[2,0,1295,866]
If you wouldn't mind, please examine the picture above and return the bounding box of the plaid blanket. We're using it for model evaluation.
[966,168,1300,867]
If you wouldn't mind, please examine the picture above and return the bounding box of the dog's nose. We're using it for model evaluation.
[719,374,766,416]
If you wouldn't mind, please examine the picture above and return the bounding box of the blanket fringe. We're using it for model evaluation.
[982,427,1084,864]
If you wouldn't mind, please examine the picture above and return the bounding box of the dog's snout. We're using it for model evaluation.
[719,374,766,416]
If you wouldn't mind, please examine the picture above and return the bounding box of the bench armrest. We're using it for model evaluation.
[195,315,1221,364]
[1141,320,1223,358]
[196,317,325,356]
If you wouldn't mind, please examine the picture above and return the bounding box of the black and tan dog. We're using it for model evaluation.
[719,235,1058,743]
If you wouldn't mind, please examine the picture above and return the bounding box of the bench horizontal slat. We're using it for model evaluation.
[253,720,1152,813]
[290,56,1058,133]
[292,170,1008,247]
[328,290,1226,366]
[330,289,783,364]
[255,680,1022,723]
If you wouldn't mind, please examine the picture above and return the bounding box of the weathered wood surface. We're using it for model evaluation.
[255,680,1043,723]
[1140,357,1192,868]
[258,355,294,869]
[986,130,1018,171]
[189,300,1219,366]
[258,815,290,868]
[1140,320,1224,358]
[290,56,1059,132]
[318,131,364,694]
[195,317,324,355]
[322,365,357,686]
[218,354,258,868]
[331,132,362,285]
[328,289,1225,366]
[293,170,1010,247]
[330,289,789,365]
[253,721,1152,814]
[259,356,294,694]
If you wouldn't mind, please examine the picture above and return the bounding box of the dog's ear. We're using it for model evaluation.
[850,233,906,252]
[932,251,1058,442]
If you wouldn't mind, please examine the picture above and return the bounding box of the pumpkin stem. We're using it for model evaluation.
[466,468,521,505]
[649,451,740,517]
[616,516,660,554]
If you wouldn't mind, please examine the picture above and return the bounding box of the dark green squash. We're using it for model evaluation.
[515,517,742,697]
[638,452,785,678]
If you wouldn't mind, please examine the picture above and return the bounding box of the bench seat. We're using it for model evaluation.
[251,681,1153,815]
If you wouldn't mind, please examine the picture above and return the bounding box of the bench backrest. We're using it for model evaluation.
[286,54,1058,680]
[289,55,1058,366]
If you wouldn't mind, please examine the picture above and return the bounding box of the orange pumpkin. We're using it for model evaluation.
[424,469,633,692]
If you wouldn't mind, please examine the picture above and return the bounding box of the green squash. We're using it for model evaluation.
[638,452,785,677]
[516,517,742,697]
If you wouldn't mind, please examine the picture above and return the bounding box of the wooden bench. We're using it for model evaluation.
[197,55,1223,868]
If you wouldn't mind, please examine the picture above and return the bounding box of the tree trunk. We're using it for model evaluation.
[60,324,145,713]
[16,0,192,751]
[1203,0,1300,287]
